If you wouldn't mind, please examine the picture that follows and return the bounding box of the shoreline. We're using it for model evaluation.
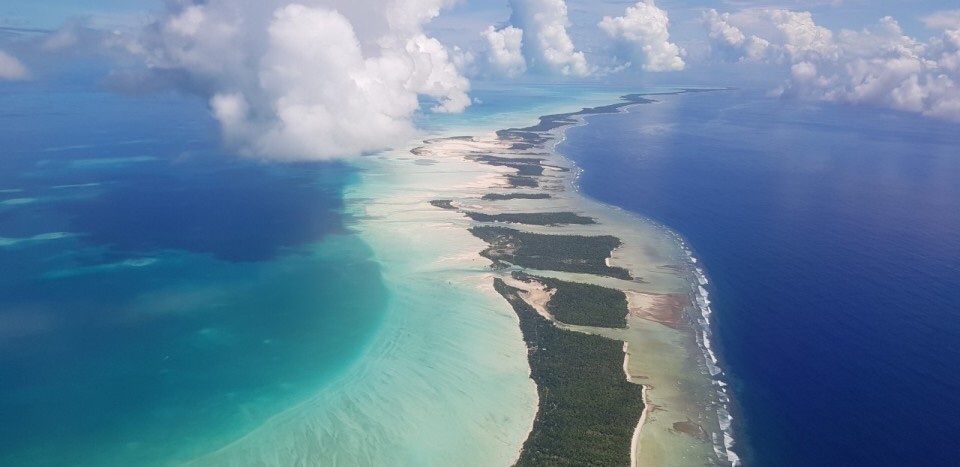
[414,91,738,465]
[546,92,742,466]
[624,342,647,467]
[632,384,650,467]
[178,89,738,466]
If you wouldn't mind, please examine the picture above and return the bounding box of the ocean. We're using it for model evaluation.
[0,88,389,465]
[560,89,960,465]
[0,82,625,466]
[6,81,957,466]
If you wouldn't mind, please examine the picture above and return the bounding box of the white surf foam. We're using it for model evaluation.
[676,239,741,466]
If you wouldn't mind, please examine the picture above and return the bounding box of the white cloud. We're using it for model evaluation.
[448,45,476,76]
[703,9,772,62]
[705,8,960,122]
[508,0,590,76]
[703,8,835,63]
[598,1,684,72]
[922,10,960,30]
[0,50,29,80]
[137,0,470,160]
[481,25,527,78]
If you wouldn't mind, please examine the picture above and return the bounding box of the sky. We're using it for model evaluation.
[1,0,958,160]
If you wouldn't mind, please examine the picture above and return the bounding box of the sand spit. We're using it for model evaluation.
[418,93,737,465]
[503,275,556,322]
[624,343,647,467]
[182,91,736,466]
[627,291,690,329]
[632,385,650,467]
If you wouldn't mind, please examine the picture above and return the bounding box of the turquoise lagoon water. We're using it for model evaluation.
[0,88,388,465]
[0,81,674,466]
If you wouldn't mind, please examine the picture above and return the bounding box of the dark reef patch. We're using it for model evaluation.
[64,161,352,262]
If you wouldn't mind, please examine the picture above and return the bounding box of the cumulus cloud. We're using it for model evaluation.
[703,8,835,63]
[135,0,470,160]
[508,0,590,76]
[0,50,29,80]
[922,10,960,30]
[598,1,684,72]
[702,9,771,62]
[481,25,527,78]
[705,8,960,122]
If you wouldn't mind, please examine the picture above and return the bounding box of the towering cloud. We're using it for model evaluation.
[704,8,960,122]
[703,9,773,62]
[481,26,527,78]
[703,9,835,63]
[599,1,684,72]
[0,51,29,80]
[508,0,590,76]
[137,0,470,160]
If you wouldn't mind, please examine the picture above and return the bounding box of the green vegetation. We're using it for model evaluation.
[465,212,596,226]
[482,193,553,201]
[496,130,548,146]
[497,94,656,141]
[506,175,539,188]
[513,271,628,328]
[473,155,545,177]
[494,279,644,467]
[469,226,632,280]
[429,200,456,210]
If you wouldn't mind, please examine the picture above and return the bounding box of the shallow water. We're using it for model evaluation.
[0,90,388,465]
[1,83,751,466]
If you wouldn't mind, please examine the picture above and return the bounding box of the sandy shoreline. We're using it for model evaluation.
[544,93,739,466]
[178,90,736,466]
[420,90,737,465]
[414,91,738,465]
[632,384,650,467]
[624,342,647,467]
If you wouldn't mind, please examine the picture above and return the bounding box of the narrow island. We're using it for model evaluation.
[423,96,653,465]
[429,199,457,210]
[470,155,546,176]
[422,91,735,466]
[469,226,632,280]
[504,174,539,188]
[495,279,645,467]
[464,211,596,226]
[481,193,552,201]
[512,271,629,328]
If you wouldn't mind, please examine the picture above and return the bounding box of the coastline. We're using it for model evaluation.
[624,342,647,467]
[422,90,740,465]
[632,385,649,467]
[550,93,741,466]
[179,89,738,466]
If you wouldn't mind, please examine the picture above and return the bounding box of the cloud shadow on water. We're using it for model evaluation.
[63,160,352,262]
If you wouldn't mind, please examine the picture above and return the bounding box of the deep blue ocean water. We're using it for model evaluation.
[561,90,960,466]
[0,88,388,465]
